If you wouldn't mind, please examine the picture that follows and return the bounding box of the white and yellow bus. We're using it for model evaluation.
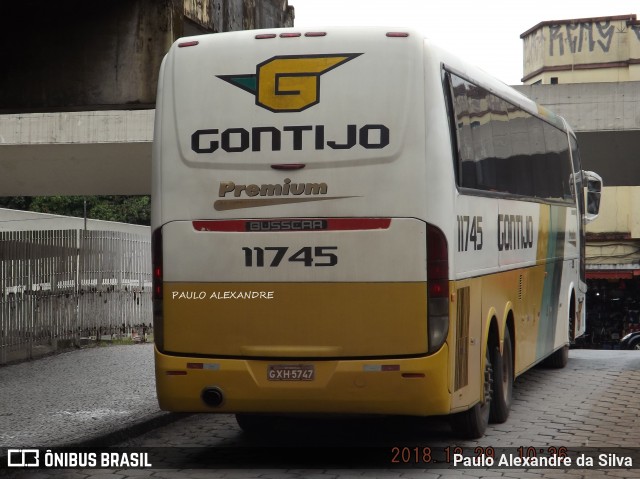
[151,26,602,438]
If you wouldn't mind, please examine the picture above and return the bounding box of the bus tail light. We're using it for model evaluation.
[152,228,164,352]
[178,40,199,48]
[427,224,449,354]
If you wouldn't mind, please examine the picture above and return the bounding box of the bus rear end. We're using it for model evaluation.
[152,27,454,418]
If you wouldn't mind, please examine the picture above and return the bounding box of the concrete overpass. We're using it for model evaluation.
[0,0,294,196]
[0,110,154,195]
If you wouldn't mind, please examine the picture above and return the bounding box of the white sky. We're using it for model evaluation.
[291,0,637,85]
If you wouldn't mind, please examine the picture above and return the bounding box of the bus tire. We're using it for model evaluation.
[543,344,569,368]
[450,345,492,439]
[235,413,280,435]
[490,330,513,423]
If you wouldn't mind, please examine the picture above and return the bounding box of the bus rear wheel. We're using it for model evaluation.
[236,413,282,435]
[451,345,492,439]
[543,344,569,368]
[490,330,513,423]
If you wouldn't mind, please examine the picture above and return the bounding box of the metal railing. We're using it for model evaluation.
[0,229,151,364]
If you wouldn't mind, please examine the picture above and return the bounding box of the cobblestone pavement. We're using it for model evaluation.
[3,349,639,479]
[0,343,171,448]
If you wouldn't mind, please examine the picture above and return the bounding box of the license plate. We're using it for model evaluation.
[267,364,315,381]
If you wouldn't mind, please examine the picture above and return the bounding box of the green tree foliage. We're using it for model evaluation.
[0,196,151,226]
[0,196,32,211]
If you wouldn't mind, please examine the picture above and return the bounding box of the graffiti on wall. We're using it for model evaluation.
[546,19,640,57]
[549,21,616,56]
[523,17,640,77]
[523,29,545,72]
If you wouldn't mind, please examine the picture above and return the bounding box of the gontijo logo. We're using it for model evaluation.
[217,53,362,112]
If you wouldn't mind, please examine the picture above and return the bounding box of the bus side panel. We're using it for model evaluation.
[448,277,482,413]
[534,204,577,361]
[453,197,577,376]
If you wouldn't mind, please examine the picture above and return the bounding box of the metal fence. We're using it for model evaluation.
[0,230,151,365]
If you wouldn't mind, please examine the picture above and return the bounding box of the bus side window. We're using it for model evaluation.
[446,70,574,203]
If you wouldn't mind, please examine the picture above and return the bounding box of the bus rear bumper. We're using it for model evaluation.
[154,345,451,416]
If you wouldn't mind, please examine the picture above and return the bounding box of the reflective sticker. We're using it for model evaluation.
[363,364,400,372]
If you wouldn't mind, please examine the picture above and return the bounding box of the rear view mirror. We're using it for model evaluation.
[583,170,602,223]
